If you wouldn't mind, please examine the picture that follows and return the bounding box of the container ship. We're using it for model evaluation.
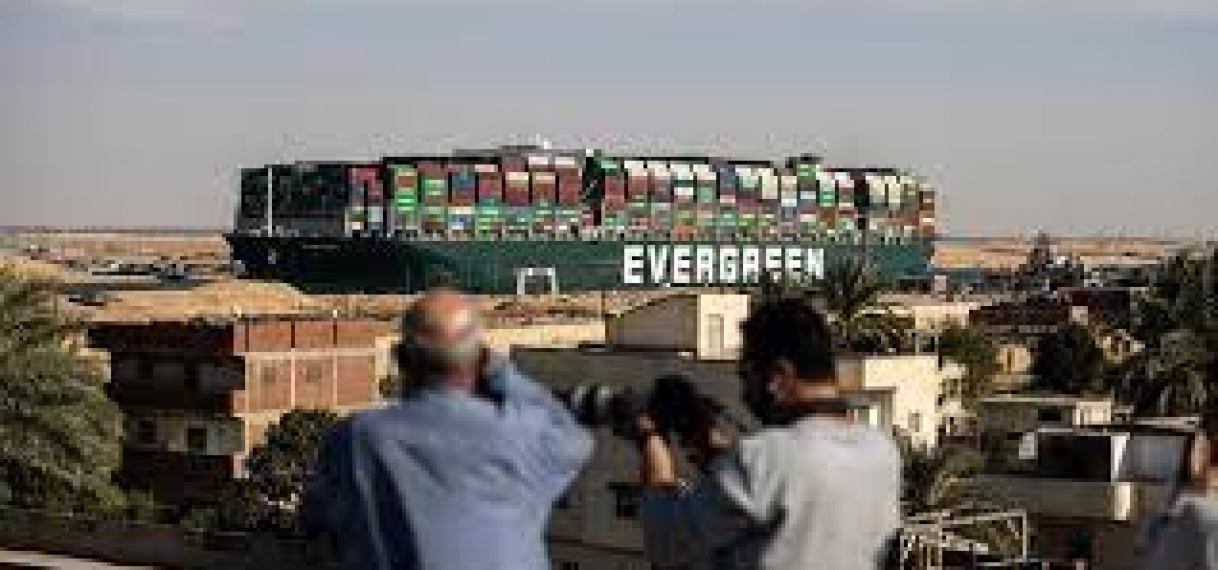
[226,145,937,294]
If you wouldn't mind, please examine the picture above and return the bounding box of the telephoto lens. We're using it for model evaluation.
[556,384,647,438]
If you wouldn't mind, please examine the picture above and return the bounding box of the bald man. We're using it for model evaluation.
[305,290,593,570]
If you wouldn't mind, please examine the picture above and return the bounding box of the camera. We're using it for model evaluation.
[557,375,744,444]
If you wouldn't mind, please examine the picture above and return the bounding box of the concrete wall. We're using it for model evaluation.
[694,294,749,359]
[890,300,981,332]
[0,507,332,570]
[483,322,606,352]
[608,295,699,352]
[837,355,956,448]
[978,398,1114,437]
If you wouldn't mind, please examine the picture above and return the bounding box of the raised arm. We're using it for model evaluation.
[484,355,593,499]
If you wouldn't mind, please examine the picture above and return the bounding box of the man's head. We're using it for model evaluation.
[739,297,839,424]
[396,289,485,392]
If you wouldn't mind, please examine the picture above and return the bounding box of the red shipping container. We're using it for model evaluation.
[350,166,385,204]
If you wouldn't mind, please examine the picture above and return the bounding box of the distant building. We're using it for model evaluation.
[514,293,962,568]
[884,295,982,333]
[973,425,1186,570]
[969,298,1089,338]
[88,316,394,504]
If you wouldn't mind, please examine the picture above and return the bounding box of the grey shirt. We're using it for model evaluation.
[640,416,902,570]
[1140,492,1218,570]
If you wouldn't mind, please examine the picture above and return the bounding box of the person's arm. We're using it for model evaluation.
[485,354,593,499]
[639,435,762,568]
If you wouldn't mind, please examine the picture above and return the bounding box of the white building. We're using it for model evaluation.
[508,293,963,569]
[973,425,1187,569]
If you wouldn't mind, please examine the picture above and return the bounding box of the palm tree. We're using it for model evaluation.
[1115,249,1218,416]
[901,443,1022,559]
[0,267,124,512]
[937,325,1000,410]
[805,257,907,352]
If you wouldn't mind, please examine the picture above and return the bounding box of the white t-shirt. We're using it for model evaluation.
[641,416,902,569]
[1140,491,1218,570]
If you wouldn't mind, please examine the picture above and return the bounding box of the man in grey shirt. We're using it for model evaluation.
[637,297,902,569]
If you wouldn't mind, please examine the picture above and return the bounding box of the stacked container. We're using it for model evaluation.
[447,164,477,236]
[918,185,937,239]
[389,162,420,235]
[474,162,503,236]
[793,161,821,236]
[502,156,531,233]
[350,165,386,236]
[554,155,583,235]
[415,161,449,235]
[715,163,738,234]
[600,158,628,232]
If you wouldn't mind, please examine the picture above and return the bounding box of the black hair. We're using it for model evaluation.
[740,297,837,383]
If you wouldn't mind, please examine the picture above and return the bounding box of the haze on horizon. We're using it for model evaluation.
[1,0,1215,237]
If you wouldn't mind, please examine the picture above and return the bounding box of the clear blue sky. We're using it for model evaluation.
[1,0,1215,236]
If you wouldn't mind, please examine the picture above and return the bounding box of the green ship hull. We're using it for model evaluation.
[226,235,933,294]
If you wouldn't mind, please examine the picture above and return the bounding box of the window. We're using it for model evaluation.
[706,313,725,355]
[608,483,641,519]
[558,562,580,570]
[1038,408,1065,424]
[133,419,156,445]
[186,426,209,453]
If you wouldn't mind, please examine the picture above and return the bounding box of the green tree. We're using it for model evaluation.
[0,267,124,512]
[805,257,906,352]
[245,408,340,530]
[1115,250,1217,415]
[937,325,1000,408]
[1029,323,1106,395]
[901,443,1022,558]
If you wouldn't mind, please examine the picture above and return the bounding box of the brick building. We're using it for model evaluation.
[88,316,394,503]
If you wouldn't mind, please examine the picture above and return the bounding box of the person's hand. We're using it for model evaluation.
[634,413,662,443]
[688,425,732,473]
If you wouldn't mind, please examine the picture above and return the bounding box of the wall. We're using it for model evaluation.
[484,322,606,351]
[0,507,331,570]
[891,300,980,332]
[695,294,749,359]
[838,355,955,448]
[608,295,699,352]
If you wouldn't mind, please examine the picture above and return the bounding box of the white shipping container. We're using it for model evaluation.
[526,155,552,168]
[506,172,530,183]
[623,160,645,170]
[672,170,694,182]
[474,163,498,174]
[553,156,579,168]
[626,168,649,179]
[780,175,798,189]
[781,198,798,208]
[531,172,557,183]
[652,170,672,181]
[719,195,736,205]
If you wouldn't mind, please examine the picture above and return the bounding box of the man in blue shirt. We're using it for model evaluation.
[305,290,593,569]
